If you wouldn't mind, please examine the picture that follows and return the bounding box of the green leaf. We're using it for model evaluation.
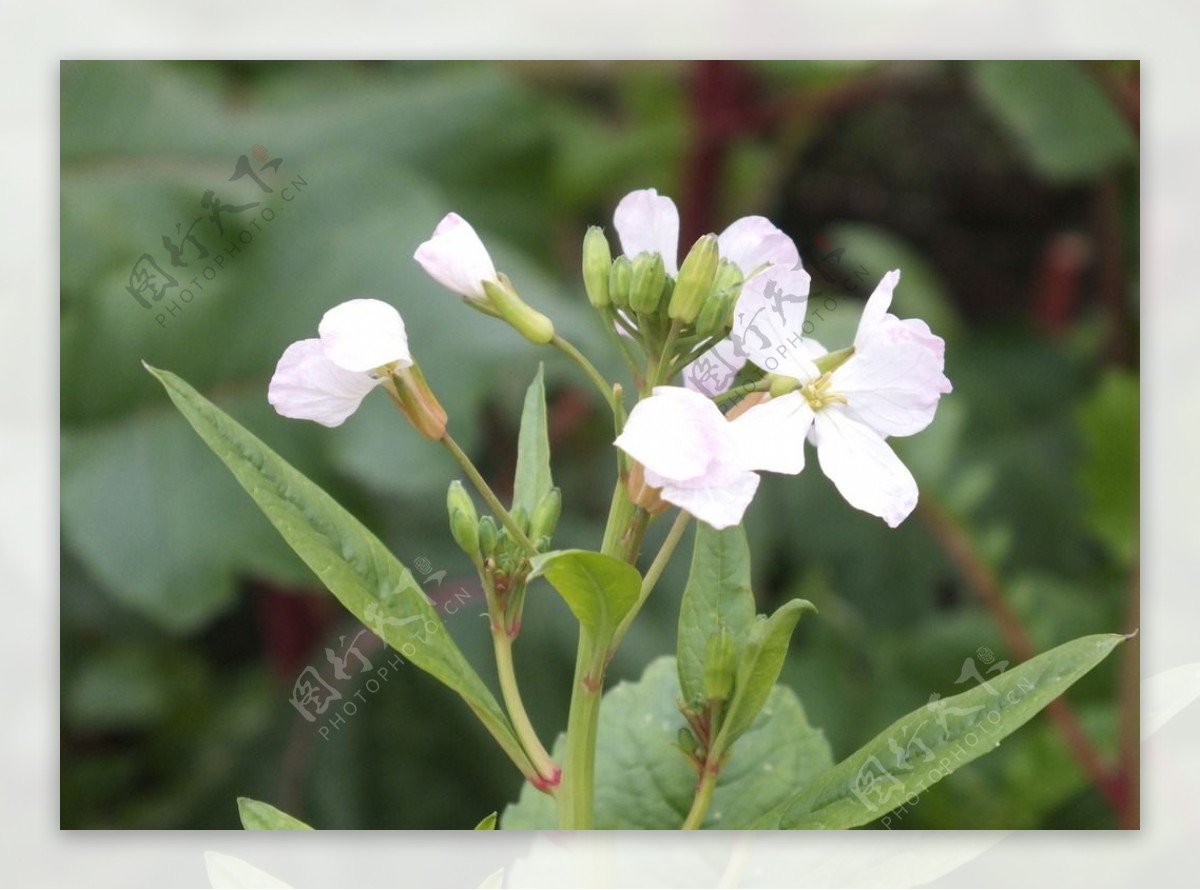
[1076,370,1139,565]
[766,633,1126,829]
[528,549,641,644]
[512,363,552,518]
[719,599,817,746]
[502,657,833,829]
[971,61,1136,182]
[676,524,758,706]
[237,797,313,830]
[145,365,534,778]
[473,811,498,830]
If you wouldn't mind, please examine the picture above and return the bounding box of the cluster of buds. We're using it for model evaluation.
[582,226,745,358]
[447,481,561,635]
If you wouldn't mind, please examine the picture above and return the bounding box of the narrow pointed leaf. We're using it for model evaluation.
[237,797,313,830]
[719,598,817,746]
[766,633,1126,829]
[512,363,552,517]
[145,365,533,778]
[473,811,498,830]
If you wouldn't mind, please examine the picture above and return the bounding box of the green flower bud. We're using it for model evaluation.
[669,234,719,323]
[703,628,737,704]
[695,287,736,338]
[711,258,744,301]
[482,274,555,345]
[629,252,666,316]
[478,515,499,557]
[676,727,700,756]
[529,487,562,542]
[609,255,633,309]
[582,226,612,309]
[447,481,480,558]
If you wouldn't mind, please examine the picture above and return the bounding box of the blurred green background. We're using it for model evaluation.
[60,60,1139,829]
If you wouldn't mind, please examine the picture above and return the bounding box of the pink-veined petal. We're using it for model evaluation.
[730,392,814,475]
[613,188,680,274]
[812,407,918,527]
[614,386,731,482]
[268,338,381,428]
[718,216,800,279]
[413,212,498,301]
[317,299,412,373]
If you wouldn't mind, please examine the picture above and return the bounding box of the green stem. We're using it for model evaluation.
[711,378,770,406]
[602,311,646,389]
[682,766,719,829]
[551,334,617,413]
[611,509,691,651]
[492,621,559,789]
[559,640,604,828]
[440,433,537,555]
[660,318,683,377]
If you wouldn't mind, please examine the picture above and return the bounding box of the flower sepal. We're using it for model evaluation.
[482,275,556,345]
[386,362,448,441]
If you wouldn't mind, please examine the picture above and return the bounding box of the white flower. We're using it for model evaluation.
[741,270,952,527]
[613,386,805,529]
[614,188,681,275]
[413,212,498,302]
[268,299,411,427]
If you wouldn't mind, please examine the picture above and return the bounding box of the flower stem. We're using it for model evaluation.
[711,378,770,405]
[491,618,560,790]
[610,509,691,652]
[682,766,719,829]
[551,334,617,413]
[440,432,537,555]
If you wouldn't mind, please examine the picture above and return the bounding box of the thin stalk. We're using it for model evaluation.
[611,509,691,651]
[492,622,559,789]
[552,334,617,413]
[682,766,719,829]
[440,433,537,555]
[712,378,770,405]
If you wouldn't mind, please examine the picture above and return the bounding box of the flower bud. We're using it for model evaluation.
[582,227,612,309]
[510,505,530,536]
[703,628,737,704]
[629,252,666,316]
[609,255,633,309]
[478,515,499,557]
[447,481,480,557]
[482,274,555,345]
[711,258,744,302]
[676,727,700,756]
[694,287,736,338]
[388,363,448,440]
[668,234,719,323]
[529,487,562,542]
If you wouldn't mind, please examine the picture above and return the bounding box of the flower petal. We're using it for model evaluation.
[681,339,746,397]
[413,212,498,300]
[718,216,800,279]
[613,188,680,275]
[732,268,818,381]
[833,271,951,437]
[812,407,918,527]
[268,338,381,427]
[317,298,412,373]
[652,468,761,530]
[730,392,813,475]
[614,386,731,483]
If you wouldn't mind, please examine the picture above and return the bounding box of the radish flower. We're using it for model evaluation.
[268,299,412,428]
[413,212,499,304]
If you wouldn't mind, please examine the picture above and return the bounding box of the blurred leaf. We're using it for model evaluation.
[676,524,757,706]
[502,657,833,828]
[512,363,552,517]
[1076,370,1139,564]
[971,61,1136,182]
[146,365,534,776]
[473,811,498,830]
[768,633,1125,828]
[237,797,313,830]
